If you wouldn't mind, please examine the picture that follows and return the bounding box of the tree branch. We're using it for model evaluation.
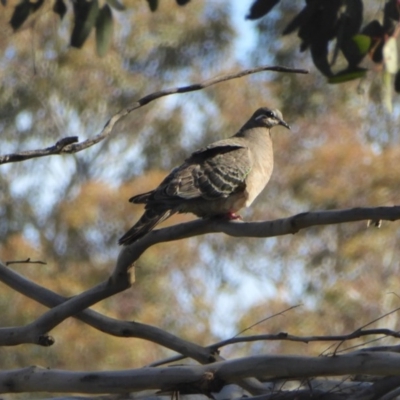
[0,261,270,395]
[0,260,214,360]
[0,65,308,165]
[116,206,400,272]
[0,264,132,346]
[1,352,400,394]
[210,328,400,350]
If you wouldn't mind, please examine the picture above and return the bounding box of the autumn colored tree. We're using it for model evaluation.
[1,0,400,399]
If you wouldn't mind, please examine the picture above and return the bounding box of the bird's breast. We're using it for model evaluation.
[243,142,274,207]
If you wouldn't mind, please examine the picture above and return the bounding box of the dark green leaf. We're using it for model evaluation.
[362,20,384,64]
[146,0,158,12]
[70,0,99,48]
[106,0,125,11]
[10,0,32,30]
[352,34,371,54]
[246,0,280,20]
[362,20,384,37]
[96,4,113,57]
[176,0,190,5]
[53,0,67,19]
[384,0,400,34]
[384,0,400,20]
[296,2,321,50]
[328,67,367,83]
[311,40,333,77]
[283,0,318,35]
[296,0,341,51]
[336,0,363,63]
[342,0,363,36]
[341,34,370,66]
[298,21,315,51]
[394,69,400,93]
[319,0,342,40]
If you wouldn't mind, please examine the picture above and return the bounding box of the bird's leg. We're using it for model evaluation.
[226,211,242,220]
[212,212,242,220]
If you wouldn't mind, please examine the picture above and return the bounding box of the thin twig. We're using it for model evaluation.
[233,304,302,338]
[148,327,400,367]
[5,258,47,266]
[0,65,308,165]
[332,306,400,356]
[212,328,400,349]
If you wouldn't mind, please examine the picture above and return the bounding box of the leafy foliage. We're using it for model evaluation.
[5,0,400,100]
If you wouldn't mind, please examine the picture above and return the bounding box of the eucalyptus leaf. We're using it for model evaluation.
[53,0,67,19]
[71,0,100,48]
[352,34,371,55]
[146,0,158,12]
[10,0,32,30]
[328,68,367,84]
[246,0,280,20]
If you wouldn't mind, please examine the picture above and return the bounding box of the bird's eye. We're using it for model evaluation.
[264,111,274,118]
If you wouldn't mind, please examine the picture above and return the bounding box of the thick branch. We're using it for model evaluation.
[0,65,308,165]
[116,206,400,272]
[1,352,400,394]
[0,261,214,360]
[0,265,132,346]
[0,262,268,395]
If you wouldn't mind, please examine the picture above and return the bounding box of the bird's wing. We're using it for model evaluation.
[148,143,252,204]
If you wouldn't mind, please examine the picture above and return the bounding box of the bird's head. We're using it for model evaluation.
[252,107,290,130]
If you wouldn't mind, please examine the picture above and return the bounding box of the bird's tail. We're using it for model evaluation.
[118,208,176,245]
[129,191,153,204]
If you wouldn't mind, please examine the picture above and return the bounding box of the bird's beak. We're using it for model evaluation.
[279,119,291,130]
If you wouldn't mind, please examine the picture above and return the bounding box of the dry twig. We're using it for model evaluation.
[0,65,308,165]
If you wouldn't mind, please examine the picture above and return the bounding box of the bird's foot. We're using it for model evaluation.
[213,212,242,220]
[227,212,242,220]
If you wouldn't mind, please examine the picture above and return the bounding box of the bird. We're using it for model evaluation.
[119,107,290,245]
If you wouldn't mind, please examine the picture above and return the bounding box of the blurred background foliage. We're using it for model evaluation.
[1,0,400,388]
[6,0,400,105]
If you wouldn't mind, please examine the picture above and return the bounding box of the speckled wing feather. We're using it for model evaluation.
[118,144,251,245]
[147,143,251,205]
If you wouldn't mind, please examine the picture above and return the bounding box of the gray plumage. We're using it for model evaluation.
[119,107,290,245]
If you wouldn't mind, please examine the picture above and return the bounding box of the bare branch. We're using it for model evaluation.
[211,328,400,350]
[2,352,400,394]
[0,136,79,164]
[0,260,214,362]
[328,306,400,356]
[0,65,308,165]
[148,322,400,368]
[5,258,47,266]
[116,206,400,273]
[0,261,268,395]
[233,305,302,338]
[0,263,132,346]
